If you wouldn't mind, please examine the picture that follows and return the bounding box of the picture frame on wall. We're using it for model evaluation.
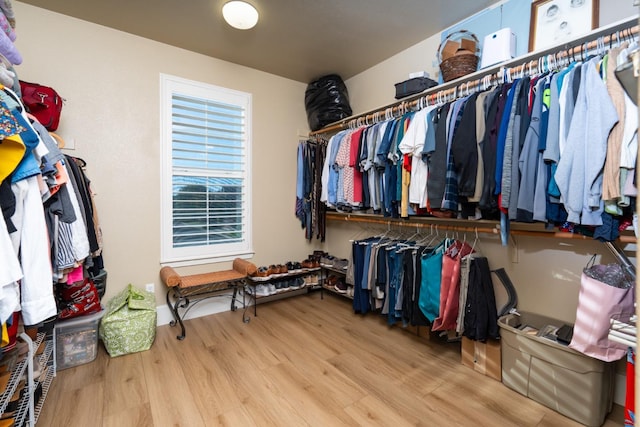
[529,0,600,52]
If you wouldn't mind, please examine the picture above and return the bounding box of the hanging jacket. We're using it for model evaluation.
[555,57,619,225]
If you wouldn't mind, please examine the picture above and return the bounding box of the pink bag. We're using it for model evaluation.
[569,263,635,362]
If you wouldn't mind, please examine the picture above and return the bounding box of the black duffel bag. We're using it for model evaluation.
[394,77,438,99]
[305,74,352,131]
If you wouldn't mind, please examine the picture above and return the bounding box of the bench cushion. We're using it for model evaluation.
[160,258,257,289]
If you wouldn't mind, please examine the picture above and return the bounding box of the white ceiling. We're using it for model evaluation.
[18,0,502,83]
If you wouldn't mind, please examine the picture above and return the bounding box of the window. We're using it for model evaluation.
[160,74,252,265]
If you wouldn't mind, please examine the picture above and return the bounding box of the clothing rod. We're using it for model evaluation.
[604,241,636,280]
[326,212,637,243]
[509,230,637,244]
[310,17,638,136]
[326,212,500,235]
[610,319,637,335]
[609,329,636,342]
[607,333,636,348]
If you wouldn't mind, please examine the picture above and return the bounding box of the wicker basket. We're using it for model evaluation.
[438,30,480,82]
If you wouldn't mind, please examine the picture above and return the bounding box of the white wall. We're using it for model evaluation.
[13,2,317,311]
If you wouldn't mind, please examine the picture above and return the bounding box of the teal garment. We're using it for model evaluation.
[418,239,448,322]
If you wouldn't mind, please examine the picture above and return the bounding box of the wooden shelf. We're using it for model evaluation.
[326,211,637,244]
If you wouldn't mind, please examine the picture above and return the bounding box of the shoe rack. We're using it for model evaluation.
[244,267,321,318]
[0,329,55,426]
[319,264,351,299]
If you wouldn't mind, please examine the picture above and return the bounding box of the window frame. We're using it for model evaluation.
[160,74,253,266]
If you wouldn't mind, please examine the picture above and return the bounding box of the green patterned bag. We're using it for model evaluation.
[99,284,157,357]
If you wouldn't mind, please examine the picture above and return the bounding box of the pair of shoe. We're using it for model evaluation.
[274,281,290,293]
[58,297,101,320]
[57,278,102,320]
[324,274,348,294]
[285,261,302,272]
[270,264,289,276]
[254,284,272,297]
[288,278,305,290]
[320,255,336,267]
[325,275,338,286]
[301,259,320,269]
[332,258,349,270]
[333,278,348,294]
[251,264,289,280]
[251,266,272,279]
[304,274,319,286]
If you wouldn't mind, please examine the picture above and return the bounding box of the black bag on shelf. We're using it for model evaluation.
[394,77,438,99]
[304,74,352,131]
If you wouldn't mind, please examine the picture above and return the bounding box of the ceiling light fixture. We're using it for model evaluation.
[222,1,259,30]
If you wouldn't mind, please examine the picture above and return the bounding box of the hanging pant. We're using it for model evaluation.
[463,256,499,341]
[352,242,370,314]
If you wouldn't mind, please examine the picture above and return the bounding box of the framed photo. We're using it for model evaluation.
[529,0,600,52]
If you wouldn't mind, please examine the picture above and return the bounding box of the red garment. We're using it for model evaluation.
[432,241,474,331]
[625,348,635,427]
[403,153,411,171]
[349,128,364,204]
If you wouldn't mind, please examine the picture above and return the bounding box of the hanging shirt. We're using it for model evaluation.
[517,77,545,222]
[451,93,479,198]
[349,127,365,206]
[335,130,354,206]
[398,106,435,208]
[555,57,618,225]
[495,80,519,196]
[321,130,346,207]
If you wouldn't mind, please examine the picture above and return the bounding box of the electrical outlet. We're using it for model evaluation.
[145,283,155,293]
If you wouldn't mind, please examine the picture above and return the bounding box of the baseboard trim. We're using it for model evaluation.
[156,295,237,326]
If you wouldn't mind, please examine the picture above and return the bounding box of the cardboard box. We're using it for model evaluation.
[461,336,501,381]
[441,40,460,60]
[460,37,477,54]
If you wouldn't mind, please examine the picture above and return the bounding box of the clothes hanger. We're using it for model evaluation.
[425,224,442,248]
[403,224,421,243]
[470,227,480,254]
[449,87,457,102]
[527,61,534,78]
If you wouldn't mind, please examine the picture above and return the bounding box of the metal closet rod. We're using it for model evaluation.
[326,212,637,243]
[327,211,499,235]
[310,19,638,136]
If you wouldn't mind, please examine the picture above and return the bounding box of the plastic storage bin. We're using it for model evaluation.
[55,308,105,370]
[499,312,615,427]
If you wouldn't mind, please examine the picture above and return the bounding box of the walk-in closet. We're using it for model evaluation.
[2,0,638,426]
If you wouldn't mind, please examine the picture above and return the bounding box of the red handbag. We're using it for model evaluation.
[18,80,63,130]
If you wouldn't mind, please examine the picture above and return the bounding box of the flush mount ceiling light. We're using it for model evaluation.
[222,1,259,30]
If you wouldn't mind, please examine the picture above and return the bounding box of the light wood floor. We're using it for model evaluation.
[38,291,624,426]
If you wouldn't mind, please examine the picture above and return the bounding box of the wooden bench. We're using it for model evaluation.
[160,258,257,340]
